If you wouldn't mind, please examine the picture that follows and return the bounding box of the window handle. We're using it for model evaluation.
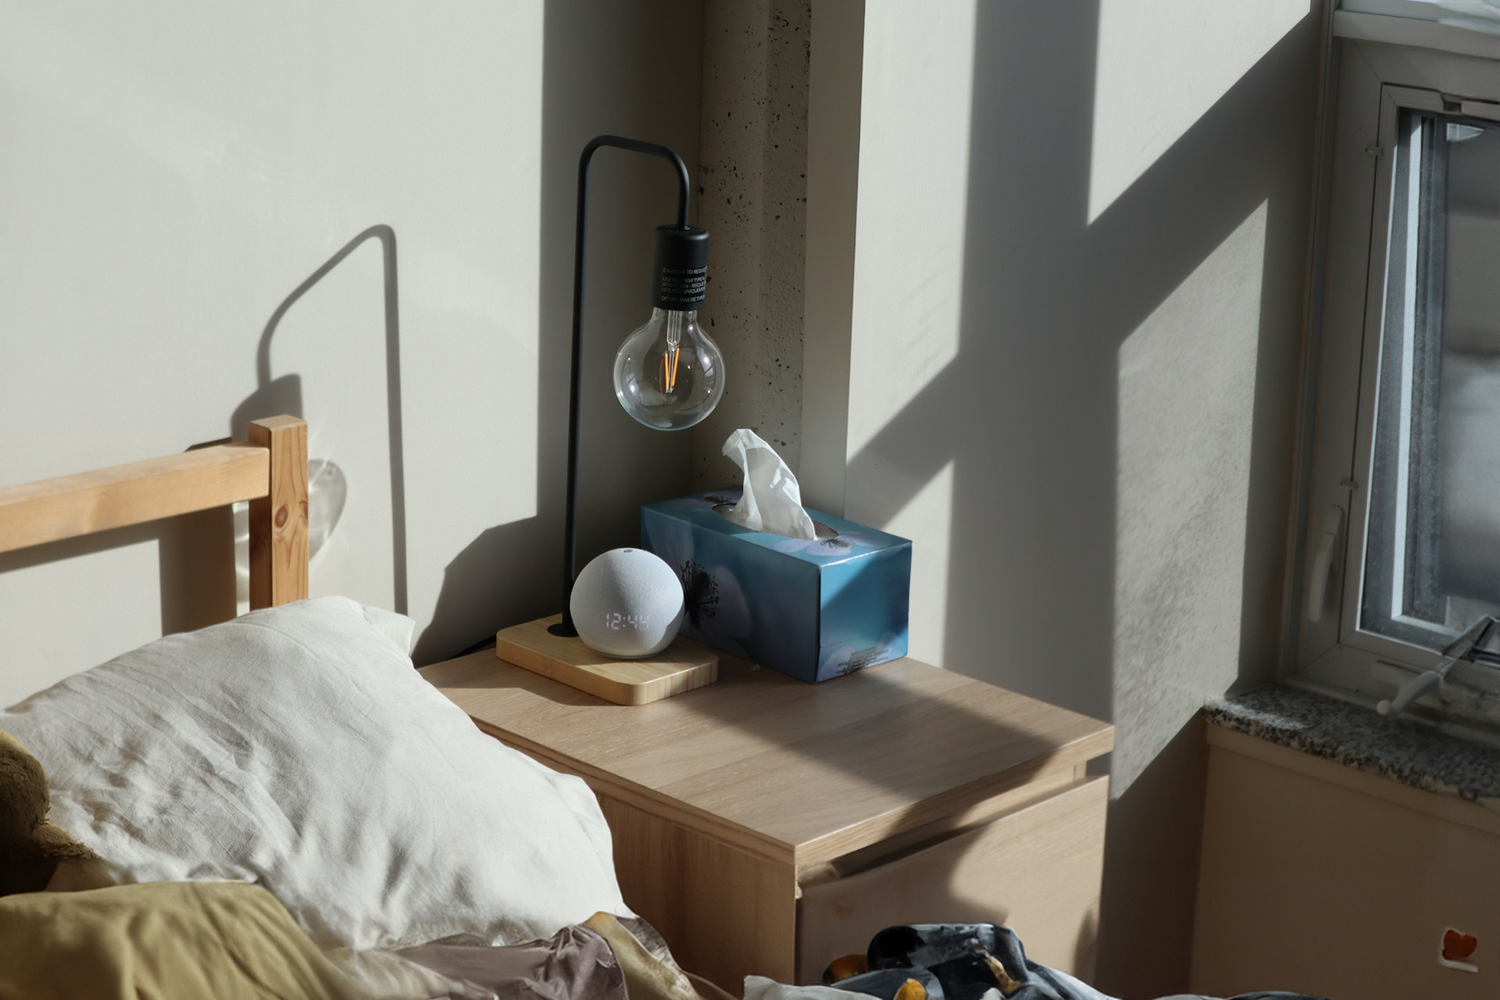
[1377,615,1497,718]
[1306,505,1345,624]
[1377,669,1443,718]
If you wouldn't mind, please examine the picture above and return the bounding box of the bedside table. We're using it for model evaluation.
[419,651,1112,992]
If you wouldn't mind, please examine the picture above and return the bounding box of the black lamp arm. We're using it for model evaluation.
[580,135,691,227]
[553,135,693,638]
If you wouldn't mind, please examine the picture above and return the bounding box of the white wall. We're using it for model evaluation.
[806,1,1322,993]
[0,1,703,704]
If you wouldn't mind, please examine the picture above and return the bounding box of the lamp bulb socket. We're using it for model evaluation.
[652,225,709,311]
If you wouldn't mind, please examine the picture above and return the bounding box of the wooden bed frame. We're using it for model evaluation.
[0,416,310,609]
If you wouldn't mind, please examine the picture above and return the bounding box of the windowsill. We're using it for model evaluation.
[1203,683,1500,813]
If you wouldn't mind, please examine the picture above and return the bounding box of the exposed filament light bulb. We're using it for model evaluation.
[614,307,722,430]
[611,224,722,430]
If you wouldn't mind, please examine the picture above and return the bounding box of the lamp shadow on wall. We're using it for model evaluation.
[1,226,409,646]
[4,226,410,641]
[837,3,1317,996]
[228,224,409,616]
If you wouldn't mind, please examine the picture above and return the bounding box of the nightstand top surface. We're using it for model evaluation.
[420,650,1112,865]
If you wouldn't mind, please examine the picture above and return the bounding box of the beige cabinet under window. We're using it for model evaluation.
[1191,726,1499,1000]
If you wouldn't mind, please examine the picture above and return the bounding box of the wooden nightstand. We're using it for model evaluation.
[420,650,1112,992]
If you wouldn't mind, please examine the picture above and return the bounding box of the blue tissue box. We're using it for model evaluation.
[640,488,911,683]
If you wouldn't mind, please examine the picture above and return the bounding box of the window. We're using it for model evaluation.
[1294,33,1500,726]
[1362,104,1500,650]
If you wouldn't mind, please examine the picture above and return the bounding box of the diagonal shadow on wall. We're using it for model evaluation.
[839,4,1320,994]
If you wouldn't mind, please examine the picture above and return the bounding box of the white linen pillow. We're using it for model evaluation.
[1,596,628,949]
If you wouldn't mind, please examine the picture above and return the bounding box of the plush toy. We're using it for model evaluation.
[0,729,103,896]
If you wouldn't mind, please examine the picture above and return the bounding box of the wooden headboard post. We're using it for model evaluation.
[0,415,310,612]
[247,416,309,609]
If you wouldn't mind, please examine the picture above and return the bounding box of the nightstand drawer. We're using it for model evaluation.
[796,777,1107,985]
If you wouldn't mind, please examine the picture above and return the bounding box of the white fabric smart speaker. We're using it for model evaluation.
[570,548,685,658]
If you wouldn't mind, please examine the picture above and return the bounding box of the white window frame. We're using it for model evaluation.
[1291,30,1500,716]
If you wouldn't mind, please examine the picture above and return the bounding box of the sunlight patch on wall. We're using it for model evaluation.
[1111,201,1267,796]
[856,458,955,668]
[1088,1,1307,223]
[846,0,977,457]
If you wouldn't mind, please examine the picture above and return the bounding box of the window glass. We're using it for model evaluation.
[1362,108,1500,650]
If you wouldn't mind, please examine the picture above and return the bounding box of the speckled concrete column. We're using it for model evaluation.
[690,1,811,488]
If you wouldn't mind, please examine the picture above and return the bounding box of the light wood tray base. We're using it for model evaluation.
[495,615,718,705]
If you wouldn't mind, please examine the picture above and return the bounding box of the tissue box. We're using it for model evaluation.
[640,488,911,683]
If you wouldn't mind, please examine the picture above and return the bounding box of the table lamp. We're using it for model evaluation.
[493,135,725,705]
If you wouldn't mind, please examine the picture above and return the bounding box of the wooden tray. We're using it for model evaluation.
[494,615,718,705]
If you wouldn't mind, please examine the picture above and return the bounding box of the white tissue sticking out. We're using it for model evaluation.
[721,429,818,539]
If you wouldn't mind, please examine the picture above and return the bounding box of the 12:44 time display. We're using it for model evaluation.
[605,612,648,630]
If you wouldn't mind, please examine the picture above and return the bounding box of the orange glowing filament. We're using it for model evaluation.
[659,345,681,393]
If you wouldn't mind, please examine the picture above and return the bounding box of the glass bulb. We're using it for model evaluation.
[613,308,724,430]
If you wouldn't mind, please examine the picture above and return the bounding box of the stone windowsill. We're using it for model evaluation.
[1203,683,1500,812]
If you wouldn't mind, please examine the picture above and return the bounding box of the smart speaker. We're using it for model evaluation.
[570,548,686,658]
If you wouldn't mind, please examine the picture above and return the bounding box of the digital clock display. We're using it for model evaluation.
[605,612,648,630]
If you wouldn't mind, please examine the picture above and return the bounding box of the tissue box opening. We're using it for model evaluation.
[641,489,911,683]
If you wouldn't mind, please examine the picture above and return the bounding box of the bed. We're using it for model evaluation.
[0,419,1331,1000]
[0,416,711,1000]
